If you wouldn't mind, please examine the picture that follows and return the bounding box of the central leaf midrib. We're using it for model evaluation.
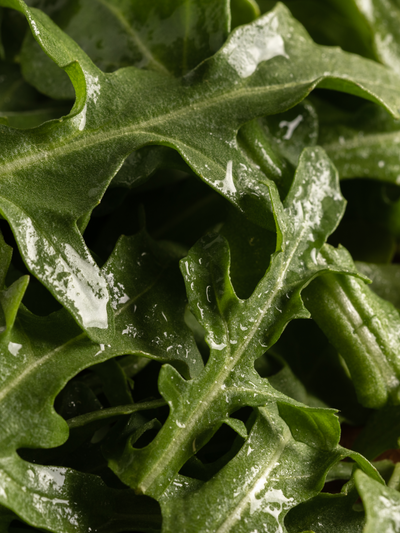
[142,218,303,495]
[0,80,309,177]
[215,422,292,533]
[1,67,395,178]
[0,266,169,407]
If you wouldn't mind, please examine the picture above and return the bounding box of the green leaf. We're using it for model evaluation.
[160,405,344,533]
[303,249,400,408]
[353,404,400,460]
[286,482,365,533]
[0,230,201,530]
[66,399,167,430]
[21,0,231,100]
[1,460,162,533]
[1,0,400,342]
[0,505,17,531]
[106,147,361,501]
[231,0,260,29]
[347,0,400,75]
[262,99,319,168]
[271,318,370,424]
[355,469,400,533]
[0,62,43,111]
[318,99,400,186]
[91,359,134,407]
[356,261,400,309]
[259,0,376,59]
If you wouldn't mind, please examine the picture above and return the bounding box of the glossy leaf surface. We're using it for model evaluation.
[160,405,344,533]
[356,469,400,533]
[1,1,400,531]
[2,0,400,341]
[0,230,200,530]
[303,251,400,408]
[106,148,366,504]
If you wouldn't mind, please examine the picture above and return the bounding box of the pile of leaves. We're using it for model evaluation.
[3,0,400,531]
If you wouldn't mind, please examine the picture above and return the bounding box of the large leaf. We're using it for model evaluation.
[106,147,367,503]
[2,0,400,341]
[0,230,201,531]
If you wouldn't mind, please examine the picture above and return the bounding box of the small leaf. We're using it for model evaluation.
[356,469,400,533]
[303,248,400,408]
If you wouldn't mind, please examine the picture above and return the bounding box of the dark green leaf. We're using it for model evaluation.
[356,261,400,309]
[318,99,400,186]
[303,251,400,408]
[0,230,201,530]
[286,482,365,533]
[1,1,400,341]
[106,148,364,502]
[21,0,231,100]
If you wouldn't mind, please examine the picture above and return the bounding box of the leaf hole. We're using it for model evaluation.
[179,414,250,482]
[254,352,284,378]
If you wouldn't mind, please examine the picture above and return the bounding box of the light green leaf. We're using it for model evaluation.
[356,469,400,533]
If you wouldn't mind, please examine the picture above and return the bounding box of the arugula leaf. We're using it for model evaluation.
[2,2,400,531]
[341,0,400,75]
[160,405,344,533]
[2,0,400,343]
[356,262,400,308]
[355,469,400,533]
[303,252,400,408]
[21,0,232,99]
[317,99,400,186]
[286,482,365,533]
[106,147,360,498]
[0,228,201,529]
